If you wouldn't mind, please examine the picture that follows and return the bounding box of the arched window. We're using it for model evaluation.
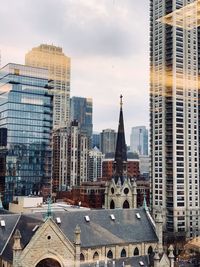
[123,200,130,209]
[121,248,126,258]
[110,200,115,209]
[148,246,153,255]
[93,251,99,261]
[107,250,113,259]
[80,253,85,261]
[134,247,139,256]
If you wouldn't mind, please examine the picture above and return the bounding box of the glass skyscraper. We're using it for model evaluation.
[130,126,148,156]
[71,96,93,142]
[0,63,53,205]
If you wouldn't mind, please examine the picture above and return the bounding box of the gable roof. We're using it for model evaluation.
[0,208,158,262]
[27,208,158,247]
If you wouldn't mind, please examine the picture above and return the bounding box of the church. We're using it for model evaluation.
[0,96,174,267]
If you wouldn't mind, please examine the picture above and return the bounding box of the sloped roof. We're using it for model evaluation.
[0,214,20,253]
[27,208,158,247]
[0,208,158,262]
[0,214,43,262]
[64,209,157,247]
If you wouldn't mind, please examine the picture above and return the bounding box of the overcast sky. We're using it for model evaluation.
[0,0,149,144]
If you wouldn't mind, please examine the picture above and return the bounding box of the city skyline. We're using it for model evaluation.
[0,0,149,140]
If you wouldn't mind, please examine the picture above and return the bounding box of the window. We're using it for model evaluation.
[134,247,139,256]
[80,253,85,261]
[93,252,99,261]
[121,248,126,258]
[107,250,113,259]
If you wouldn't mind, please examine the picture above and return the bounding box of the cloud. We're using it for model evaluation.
[0,0,149,143]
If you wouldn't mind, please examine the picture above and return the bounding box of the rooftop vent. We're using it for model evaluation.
[84,215,90,222]
[139,261,144,266]
[110,214,115,221]
[136,213,141,219]
[32,225,39,232]
[56,217,61,224]
[0,220,5,227]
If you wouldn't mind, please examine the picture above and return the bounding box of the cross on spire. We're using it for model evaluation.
[120,94,123,109]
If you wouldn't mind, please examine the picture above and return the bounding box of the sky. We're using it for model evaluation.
[0,0,149,144]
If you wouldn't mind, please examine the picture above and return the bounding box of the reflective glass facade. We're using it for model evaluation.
[71,97,93,142]
[0,63,53,204]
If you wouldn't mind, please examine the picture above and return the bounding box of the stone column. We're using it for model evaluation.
[168,245,174,267]
[132,179,137,208]
[155,208,163,253]
[153,247,160,267]
[74,225,81,267]
[13,229,22,267]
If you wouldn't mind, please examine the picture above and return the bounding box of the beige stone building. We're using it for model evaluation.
[0,208,166,267]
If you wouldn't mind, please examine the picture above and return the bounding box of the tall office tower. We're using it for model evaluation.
[92,132,100,149]
[0,63,53,204]
[100,129,117,155]
[25,44,70,129]
[71,97,93,143]
[150,0,200,238]
[130,126,148,156]
[88,147,104,182]
[52,121,88,191]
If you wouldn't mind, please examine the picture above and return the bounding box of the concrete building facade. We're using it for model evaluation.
[150,0,200,238]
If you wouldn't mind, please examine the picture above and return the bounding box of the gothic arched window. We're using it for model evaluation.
[121,248,126,258]
[123,200,130,209]
[134,247,139,256]
[110,200,115,209]
[107,250,113,259]
[93,251,99,261]
[80,253,85,261]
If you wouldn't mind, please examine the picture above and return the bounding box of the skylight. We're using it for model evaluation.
[0,220,5,227]
[84,215,90,222]
[136,213,141,219]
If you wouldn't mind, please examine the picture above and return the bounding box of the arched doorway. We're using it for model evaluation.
[36,258,61,267]
[123,200,130,209]
[110,200,115,209]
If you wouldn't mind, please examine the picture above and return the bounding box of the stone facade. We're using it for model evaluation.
[104,178,137,209]
[13,219,76,267]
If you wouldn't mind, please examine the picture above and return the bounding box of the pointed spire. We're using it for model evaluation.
[45,195,52,219]
[113,95,127,184]
[143,192,148,211]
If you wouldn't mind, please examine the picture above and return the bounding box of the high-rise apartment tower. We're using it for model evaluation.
[150,0,200,238]
[25,44,70,129]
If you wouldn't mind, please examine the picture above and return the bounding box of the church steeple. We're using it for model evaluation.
[113,95,127,184]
